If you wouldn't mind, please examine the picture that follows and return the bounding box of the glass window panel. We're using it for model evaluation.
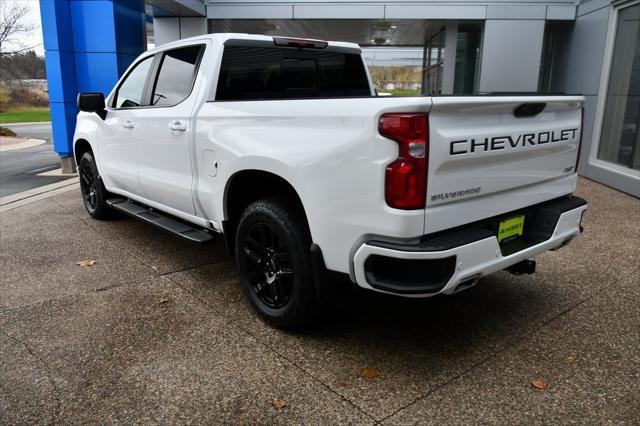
[114,56,152,108]
[215,46,370,100]
[598,4,640,171]
[453,24,482,94]
[423,28,446,95]
[152,46,202,107]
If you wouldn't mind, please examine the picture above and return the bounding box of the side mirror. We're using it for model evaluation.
[77,92,106,119]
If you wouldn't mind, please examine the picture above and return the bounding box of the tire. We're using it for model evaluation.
[78,151,112,220]
[235,197,318,329]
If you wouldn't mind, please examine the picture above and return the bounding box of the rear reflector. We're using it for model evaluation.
[379,113,429,209]
[273,37,328,49]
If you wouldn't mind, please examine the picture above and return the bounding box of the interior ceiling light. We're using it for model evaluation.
[259,23,279,31]
[373,22,398,32]
[373,37,388,45]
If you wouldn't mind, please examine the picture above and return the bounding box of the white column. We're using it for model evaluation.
[179,17,207,39]
[479,20,545,92]
[441,22,458,95]
[153,17,207,46]
[154,17,180,45]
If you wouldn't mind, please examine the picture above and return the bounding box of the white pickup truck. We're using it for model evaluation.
[74,33,587,328]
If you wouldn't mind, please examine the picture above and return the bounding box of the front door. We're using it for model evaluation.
[99,55,154,195]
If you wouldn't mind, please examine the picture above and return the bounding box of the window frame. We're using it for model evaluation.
[589,0,640,184]
[146,43,206,109]
[109,54,156,110]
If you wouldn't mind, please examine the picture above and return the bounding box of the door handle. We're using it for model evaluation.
[168,120,187,132]
[121,120,134,129]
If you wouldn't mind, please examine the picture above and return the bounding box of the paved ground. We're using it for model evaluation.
[1,178,638,424]
[3,123,53,141]
[0,122,67,197]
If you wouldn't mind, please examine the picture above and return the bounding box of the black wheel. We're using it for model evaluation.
[235,197,317,329]
[78,151,112,220]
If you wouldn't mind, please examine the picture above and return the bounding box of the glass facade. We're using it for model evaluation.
[454,23,482,94]
[598,4,640,172]
[538,22,562,93]
[422,28,445,95]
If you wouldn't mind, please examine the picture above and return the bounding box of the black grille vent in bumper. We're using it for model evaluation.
[364,255,456,294]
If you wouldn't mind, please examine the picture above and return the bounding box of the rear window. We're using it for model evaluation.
[215,46,371,101]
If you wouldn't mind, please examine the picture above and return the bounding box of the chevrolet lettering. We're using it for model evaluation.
[450,128,579,156]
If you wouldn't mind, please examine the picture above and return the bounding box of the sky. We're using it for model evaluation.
[4,0,45,56]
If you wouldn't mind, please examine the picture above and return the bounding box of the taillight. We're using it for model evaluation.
[575,106,584,173]
[379,113,429,209]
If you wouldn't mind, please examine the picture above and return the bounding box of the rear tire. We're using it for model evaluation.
[235,197,317,329]
[78,151,112,220]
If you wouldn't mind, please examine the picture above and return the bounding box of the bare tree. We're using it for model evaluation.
[0,2,35,56]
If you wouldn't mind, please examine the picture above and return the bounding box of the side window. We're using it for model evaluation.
[151,46,203,107]
[215,46,371,101]
[113,56,153,108]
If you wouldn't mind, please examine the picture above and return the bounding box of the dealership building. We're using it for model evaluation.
[40,0,639,196]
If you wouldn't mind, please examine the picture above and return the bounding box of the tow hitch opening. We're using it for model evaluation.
[506,259,536,275]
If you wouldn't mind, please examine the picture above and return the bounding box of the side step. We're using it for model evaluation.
[106,198,214,244]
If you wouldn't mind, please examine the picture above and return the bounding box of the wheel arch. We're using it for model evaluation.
[222,169,310,252]
[73,138,93,166]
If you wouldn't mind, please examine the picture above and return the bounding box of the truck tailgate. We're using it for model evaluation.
[425,95,583,233]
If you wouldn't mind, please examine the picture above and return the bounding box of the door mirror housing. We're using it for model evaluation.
[77,92,106,119]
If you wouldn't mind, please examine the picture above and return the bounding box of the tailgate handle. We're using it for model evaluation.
[514,103,546,118]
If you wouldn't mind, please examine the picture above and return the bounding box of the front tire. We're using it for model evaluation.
[78,151,112,220]
[235,197,317,329]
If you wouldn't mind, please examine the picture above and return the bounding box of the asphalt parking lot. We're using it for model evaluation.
[1,177,638,424]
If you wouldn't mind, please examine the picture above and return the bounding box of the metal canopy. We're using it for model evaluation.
[208,19,446,47]
[147,0,206,17]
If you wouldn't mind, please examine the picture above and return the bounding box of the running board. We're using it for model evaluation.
[106,198,214,244]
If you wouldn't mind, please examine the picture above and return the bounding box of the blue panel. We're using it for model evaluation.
[70,0,117,53]
[40,0,145,158]
[43,50,77,103]
[116,53,139,77]
[74,52,120,95]
[114,0,146,56]
[49,102,77,157]
[39,0,74,52]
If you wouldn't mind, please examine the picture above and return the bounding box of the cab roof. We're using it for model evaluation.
[146,33,362,55]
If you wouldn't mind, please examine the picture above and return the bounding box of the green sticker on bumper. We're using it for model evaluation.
[498,215,525,243]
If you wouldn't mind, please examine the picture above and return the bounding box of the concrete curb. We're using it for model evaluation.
[37,168,77,177]
[1,121,51,126]
[0,137,47,152]
[0,178,79,213]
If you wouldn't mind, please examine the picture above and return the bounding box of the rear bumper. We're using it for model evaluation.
[353,196,587,297]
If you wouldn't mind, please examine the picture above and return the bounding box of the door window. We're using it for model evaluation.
[151,46,203,107]
[113,56,153,108]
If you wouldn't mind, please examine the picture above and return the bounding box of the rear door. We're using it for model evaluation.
[425,95,583,232]
[135,44,206,215]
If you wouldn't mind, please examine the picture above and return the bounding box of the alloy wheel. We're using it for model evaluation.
[241,222,294,309]
[79,163,98,210]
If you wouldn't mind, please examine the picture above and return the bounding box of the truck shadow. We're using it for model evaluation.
[311,273,569,351]
[97,212,577,359]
